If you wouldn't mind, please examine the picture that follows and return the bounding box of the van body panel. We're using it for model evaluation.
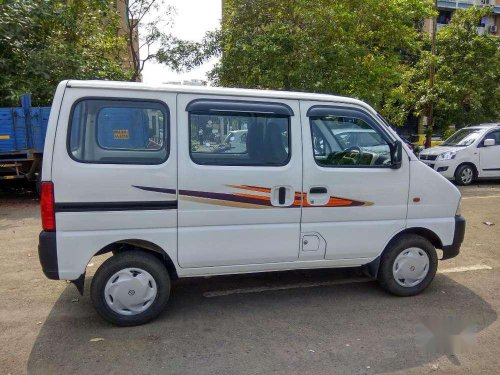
[175,257,376,278]
[57,229,173,280]
[405,218,455,247]
[299,101,410,260]
[176,94,303,268]
[51,87,178,278]
[41,80,68,181]
[407,160,460,219]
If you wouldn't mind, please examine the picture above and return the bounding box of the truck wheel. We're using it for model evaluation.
[454,164,475,186]
[377,234,438,297]
[91,251,170,326]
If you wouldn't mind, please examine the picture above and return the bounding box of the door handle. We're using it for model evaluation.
[278,186,286,205]
[310,187,327,194]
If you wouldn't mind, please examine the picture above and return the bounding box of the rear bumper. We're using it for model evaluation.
[441,215,466,260]
[38,231,59,279]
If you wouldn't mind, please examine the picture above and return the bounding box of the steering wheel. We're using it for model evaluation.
[343,146,363,163]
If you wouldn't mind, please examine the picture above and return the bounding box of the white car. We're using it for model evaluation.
[38,80,464,325]
[331,128,391,157]
[419,123,500,185]
[217,130,248,153]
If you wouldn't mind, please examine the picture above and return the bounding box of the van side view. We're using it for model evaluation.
[38,81,465,326]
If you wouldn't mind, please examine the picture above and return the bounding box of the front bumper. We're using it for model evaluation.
[419,159,457,179]
[38,231,59,280]
[441,215,466,260]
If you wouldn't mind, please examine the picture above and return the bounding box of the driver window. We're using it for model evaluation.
[310,114,391,167]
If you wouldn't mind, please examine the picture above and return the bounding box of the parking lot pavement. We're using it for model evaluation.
[0,182,499,375]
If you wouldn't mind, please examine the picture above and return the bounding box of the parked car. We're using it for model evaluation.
[399,136,414,153]
[418,123,500,185]
[38,80,465,325]
[215,129,248,153]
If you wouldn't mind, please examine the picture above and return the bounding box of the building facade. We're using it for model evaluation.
[424,0,500,34]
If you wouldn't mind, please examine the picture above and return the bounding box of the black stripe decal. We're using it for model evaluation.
[132,185,177,194]
[55,201,177,212]
[483,168,500,171]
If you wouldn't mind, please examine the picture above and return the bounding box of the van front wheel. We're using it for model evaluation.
[377,235,438,296]
[91,251,170,326]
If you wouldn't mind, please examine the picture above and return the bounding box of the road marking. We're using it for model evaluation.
[203,264,493,298]
[438,264,492,274]
[462,195,500,200]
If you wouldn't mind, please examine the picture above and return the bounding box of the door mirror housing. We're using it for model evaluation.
[484,138,495,147]
[390,140,403,169]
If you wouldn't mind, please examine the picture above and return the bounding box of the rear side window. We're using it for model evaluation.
[189,112,290,166]
[68,99,168,164]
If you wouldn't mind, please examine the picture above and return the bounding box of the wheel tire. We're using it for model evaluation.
[91,251,170,326]
[377,234,438,297]
[454,164,475,186]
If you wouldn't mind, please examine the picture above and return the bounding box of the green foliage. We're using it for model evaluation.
[0,0,132,106]
[208,0,434,125]
[400,7,500,129]
[432,7,499,127]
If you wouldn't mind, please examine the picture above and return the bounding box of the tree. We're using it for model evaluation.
[124,0,172,81]
[412,7,500,130]
[0,0,132,107]
[201,0,433,125]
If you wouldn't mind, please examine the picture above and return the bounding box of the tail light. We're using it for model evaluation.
[41,182,56,231]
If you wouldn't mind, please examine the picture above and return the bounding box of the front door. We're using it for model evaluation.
[300,102,409,260]
[479,130,500,177]
[177,95,302,268]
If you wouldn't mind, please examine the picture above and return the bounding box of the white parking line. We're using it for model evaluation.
[203,264,493,298]
[462,195,500,200]
[438,264,492,273]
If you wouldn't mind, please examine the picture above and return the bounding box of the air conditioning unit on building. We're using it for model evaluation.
[489,25,498,33]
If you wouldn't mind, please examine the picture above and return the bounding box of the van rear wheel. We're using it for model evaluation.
[377,234,438,296]
[91,251,170,326]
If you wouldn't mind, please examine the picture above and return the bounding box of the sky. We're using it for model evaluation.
[141,0,222,84]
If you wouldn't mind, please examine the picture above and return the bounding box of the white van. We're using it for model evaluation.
[419,123,500,185]
[38,80,465,326]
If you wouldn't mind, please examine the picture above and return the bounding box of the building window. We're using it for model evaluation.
[438,10,452,25]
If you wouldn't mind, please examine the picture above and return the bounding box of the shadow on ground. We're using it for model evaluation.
[27,269,496,375]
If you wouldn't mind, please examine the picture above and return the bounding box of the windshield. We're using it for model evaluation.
[443,129,482,147]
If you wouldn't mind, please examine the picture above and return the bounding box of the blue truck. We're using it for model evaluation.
[0,95,50,191]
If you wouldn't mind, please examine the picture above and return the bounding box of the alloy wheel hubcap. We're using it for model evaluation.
[104,268,157,315]
[392,248,430,287]
[461,168,473,184]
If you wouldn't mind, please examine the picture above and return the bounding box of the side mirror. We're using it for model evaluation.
[391,140,403,169]
[484,138,495,147]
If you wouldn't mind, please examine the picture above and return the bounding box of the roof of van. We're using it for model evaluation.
[65,80,377,115]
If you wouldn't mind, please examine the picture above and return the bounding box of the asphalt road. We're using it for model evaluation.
[0,181,499,375]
